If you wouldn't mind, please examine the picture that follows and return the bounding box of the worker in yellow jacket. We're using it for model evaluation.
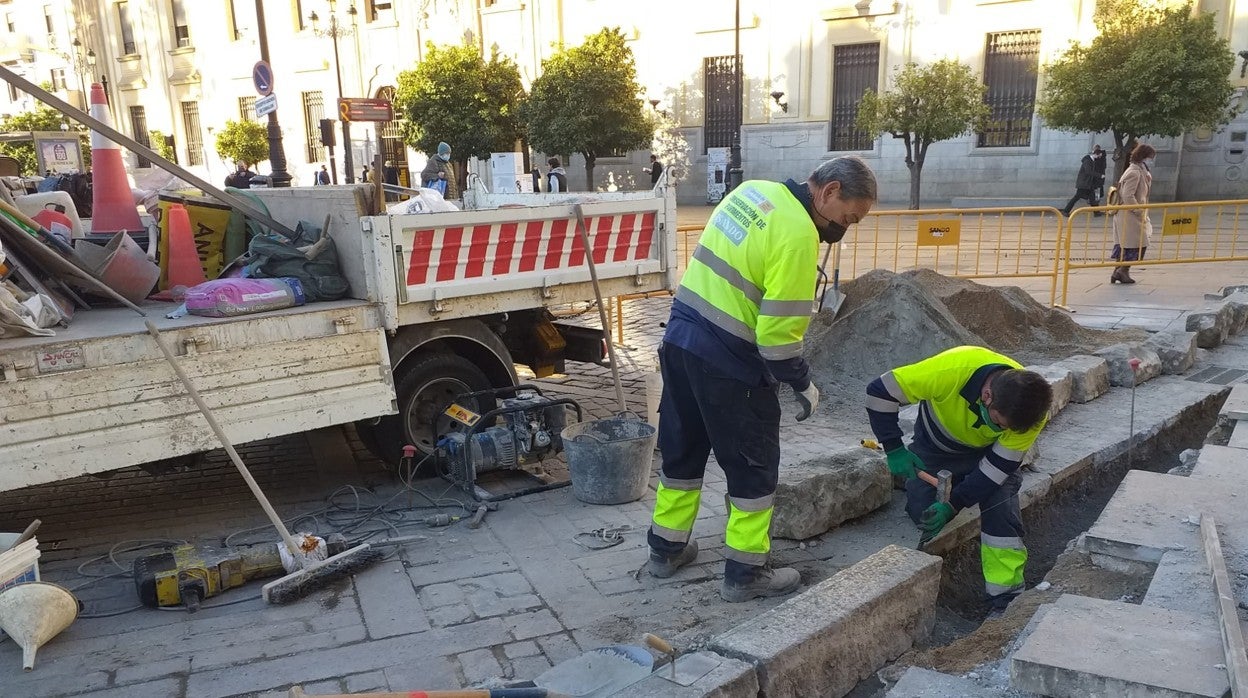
[866,346,1053,613]
[647,157,877,602]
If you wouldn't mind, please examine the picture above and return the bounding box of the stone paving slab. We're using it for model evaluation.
[887,666,998,697]
[1141,549,1217,621]
[1223,384,1248,419]
[1011,594,1229,698]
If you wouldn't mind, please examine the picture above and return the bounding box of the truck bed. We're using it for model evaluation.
[0,299,395,491]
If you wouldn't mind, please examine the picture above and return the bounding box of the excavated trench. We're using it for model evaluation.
[845,385,1229,697]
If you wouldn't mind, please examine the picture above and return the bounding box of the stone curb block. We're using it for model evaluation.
[1026,364,1073,416]
[773,450,892,540]
[1048,355,1109,403]
[708,545,941,698]
[1185,301,1234,348]
[1142,329,1197,375]
[1222,291,1248,335]
[1093,343,1162,387]
[1218,284,1248,298]
[615,651,759,697]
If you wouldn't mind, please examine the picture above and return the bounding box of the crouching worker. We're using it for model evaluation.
[865,346,1052,612]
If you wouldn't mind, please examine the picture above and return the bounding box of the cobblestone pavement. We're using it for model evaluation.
[1,209,1245,695]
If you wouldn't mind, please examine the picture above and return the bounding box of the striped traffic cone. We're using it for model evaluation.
[157,203,206,295]
[87,83,143,236]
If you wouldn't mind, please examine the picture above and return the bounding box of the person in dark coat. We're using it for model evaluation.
[225,162,255,189]
[1061,145,1106,216]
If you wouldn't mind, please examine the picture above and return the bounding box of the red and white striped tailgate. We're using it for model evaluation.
[403,211,657,286]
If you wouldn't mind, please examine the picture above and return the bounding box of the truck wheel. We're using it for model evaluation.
[372,352,496,468]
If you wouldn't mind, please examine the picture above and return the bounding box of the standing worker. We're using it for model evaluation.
[865,346,1052,614]
[646,156,877,602]
[643,154,664,186]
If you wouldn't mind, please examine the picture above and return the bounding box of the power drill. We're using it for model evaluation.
[133,536,346,611]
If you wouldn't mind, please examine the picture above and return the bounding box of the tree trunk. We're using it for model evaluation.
[907,159,923,210]
[1112,132,1135,184]
[584,153,596,191]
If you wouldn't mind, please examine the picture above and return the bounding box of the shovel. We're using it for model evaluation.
[819,242,846,317]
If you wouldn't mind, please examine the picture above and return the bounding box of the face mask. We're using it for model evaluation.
[819,220,848,243]
[1143,158,1154,169]
[439,153,450,162]
[978,401,1005,433]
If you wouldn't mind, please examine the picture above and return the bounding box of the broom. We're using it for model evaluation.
[145,320,382,604]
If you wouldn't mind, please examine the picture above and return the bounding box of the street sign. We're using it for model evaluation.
[255,94,278,118]
[252,61,274,97]
[337,98,394,123]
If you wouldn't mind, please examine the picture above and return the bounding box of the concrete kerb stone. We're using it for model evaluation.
[1142,329,1198,375]
[886,666,998,697]
[772,449,892,540]
[1025,364,1073,416]
[1092,343,1162,387]
[708,545,941,698]
[1221,291,1248,334]
[614,651,760,697]
[1048,355,1109,403]
[1217,284,1248,298]
[1185,301,1234,348]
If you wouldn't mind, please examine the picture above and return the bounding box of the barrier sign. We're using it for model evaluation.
[338,98,393,122]
[1162,211,1200,236]
[917,219,961,246]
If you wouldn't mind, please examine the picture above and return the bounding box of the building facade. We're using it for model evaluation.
[1,0,1245,202]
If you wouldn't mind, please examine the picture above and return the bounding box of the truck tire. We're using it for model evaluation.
[370,352,496,468]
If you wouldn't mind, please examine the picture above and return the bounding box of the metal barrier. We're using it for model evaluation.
[1061,199,1248,307]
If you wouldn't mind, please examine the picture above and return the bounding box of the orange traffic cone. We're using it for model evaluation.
[151,203,205,300]
[88,83,143,236]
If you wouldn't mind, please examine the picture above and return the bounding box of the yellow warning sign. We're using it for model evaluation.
[917,219,961,246]
[444,403,482,427]
[1162,211,1200,236]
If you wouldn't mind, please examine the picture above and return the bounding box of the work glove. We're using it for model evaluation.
[794,383,819,421]
[884,446,923,480]
[919,502,956,546]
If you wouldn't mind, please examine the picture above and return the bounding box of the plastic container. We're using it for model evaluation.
[74,231,161,305]
[12,192,83,238]
[562,412,657,505]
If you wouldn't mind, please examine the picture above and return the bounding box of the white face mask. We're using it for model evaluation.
[1143,158,1155,169]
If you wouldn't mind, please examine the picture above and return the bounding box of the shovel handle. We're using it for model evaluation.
[6,519,40,552]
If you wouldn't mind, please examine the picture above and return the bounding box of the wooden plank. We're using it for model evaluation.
[0,382,394,491]
[1200,514,1248,697]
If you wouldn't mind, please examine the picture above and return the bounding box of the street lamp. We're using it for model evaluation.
[727,0,743,193]
[254,0,293,187]
[310,0,358,184]
[67,38,96,110]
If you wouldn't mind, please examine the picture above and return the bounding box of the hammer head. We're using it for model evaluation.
[935,470,953,504]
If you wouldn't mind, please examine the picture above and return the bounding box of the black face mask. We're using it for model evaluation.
[819,220,848,244]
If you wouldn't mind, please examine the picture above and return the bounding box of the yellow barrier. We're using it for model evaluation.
[1061,199,1248,307]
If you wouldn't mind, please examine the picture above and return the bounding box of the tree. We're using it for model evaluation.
[149,130,176,162]
[649,110,691,187]
[394,42,526,191]
[856,60,989,209]
[0,106,91,176]
[1039,0,1236,181]
[213,119,268,167]
[523,28,652,191]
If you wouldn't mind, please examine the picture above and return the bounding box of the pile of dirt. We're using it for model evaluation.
[806,269,1146,389]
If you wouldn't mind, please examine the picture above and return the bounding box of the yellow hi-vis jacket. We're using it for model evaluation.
[671,180,819,386]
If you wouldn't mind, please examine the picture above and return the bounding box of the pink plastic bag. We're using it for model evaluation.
[184,278,305,318]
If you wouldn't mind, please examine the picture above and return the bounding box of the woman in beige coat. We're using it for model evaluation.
[1110,143,1156,284]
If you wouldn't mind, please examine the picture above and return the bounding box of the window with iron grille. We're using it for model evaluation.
[117,1,136,55]
[6,13,15,33]
[43,4,53,33]
[704,55,741,153]
[129,106,152,168]
[239,96,256,121]
[302,90,325,162]
[181,101,203,166]
[830,42,880,152]
[171,0,191,48]
[978,29,1041,148]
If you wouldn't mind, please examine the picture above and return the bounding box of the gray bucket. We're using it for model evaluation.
[562,412,657,505]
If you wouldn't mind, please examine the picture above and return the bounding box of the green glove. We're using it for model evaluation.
[919,502,956,545]
[885,446,923,479]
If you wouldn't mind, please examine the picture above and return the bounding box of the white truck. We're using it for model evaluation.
[0,184,677,491]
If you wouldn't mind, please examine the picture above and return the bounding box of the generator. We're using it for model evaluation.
[438,385,583,501]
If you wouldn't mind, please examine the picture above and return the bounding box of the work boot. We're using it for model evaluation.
[720,565,801,603]
[649,540,699,579]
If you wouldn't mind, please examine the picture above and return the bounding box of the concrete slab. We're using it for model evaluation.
[1093,343,1163,387]
[1011,594,1228,698]
[613,651,759,697]
[709,545,941,698]
[887,666,998,697]
[1224,384,1248,419]
[1230,421,1248,450]
[1082,471,1215,564]
[1141,550,1216,621]
[1190,444,1248,482]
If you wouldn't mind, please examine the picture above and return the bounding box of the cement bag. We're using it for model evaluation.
[184,277,306,318]
[386,188,460,215]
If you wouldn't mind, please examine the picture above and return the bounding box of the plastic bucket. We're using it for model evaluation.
[562,412,657,505]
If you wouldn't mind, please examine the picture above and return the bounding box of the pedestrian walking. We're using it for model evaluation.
[361,166,370,183]
[1060,145,1106,216]
[645,156,877,602]
[1109,143,1155,284]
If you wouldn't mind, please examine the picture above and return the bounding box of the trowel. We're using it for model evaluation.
[532,643,655,697]
[642,634,723,686]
